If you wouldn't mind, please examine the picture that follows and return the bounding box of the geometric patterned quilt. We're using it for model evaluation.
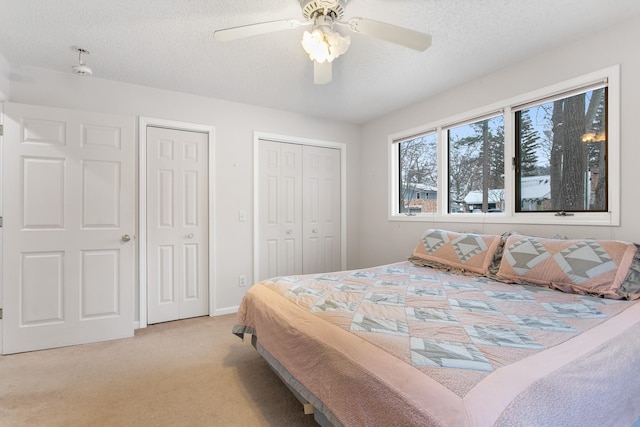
[260,261,635,397]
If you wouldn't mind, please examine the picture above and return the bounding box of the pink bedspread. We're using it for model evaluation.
[234,262,640,426]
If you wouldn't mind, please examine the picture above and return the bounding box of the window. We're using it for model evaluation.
[515,85,607,212]
[398,132,437,214]
[447,115,504,213]
[389,66,619,226]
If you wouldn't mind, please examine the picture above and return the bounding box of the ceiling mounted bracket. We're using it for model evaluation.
[71,45,93,76]
[300,0,347,21]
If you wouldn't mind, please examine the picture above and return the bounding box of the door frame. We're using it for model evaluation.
[253,131,347,284]
[139,117,215,329]
[0,101,4,355]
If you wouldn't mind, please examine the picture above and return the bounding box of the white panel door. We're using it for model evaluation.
[2,103,136,354]
[258,141,303,281]
[146,126,208,324]
[303,145,341,274]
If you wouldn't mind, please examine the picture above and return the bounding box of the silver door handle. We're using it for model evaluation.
[186,233,194,239]
[122,234,132,242]
[312,229,318,234]
[286,229,293,235]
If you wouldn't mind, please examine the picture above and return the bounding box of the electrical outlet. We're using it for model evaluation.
[239,275,246,287]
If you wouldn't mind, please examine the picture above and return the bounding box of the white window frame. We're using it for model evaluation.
[388,65,620,226]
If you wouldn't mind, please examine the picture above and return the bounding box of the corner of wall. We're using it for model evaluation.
[0,51,10,101]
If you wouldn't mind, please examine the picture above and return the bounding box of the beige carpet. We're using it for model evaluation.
[0,315,319,426]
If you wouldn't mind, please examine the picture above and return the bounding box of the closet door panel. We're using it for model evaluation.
[303,145,341,274]
[258,141,302,281]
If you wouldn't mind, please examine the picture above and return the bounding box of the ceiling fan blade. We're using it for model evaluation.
[314,60,332,85]
[340,17,432,51]
[214,19,308,41]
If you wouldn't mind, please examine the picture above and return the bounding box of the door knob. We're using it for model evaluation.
[312,228,318,234]
[186,233,194,239]
[122,234,132,242]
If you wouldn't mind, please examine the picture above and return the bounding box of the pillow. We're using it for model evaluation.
[617,243,640,300]
[497,234,637,299]
[485,231,518,282]
[411,229,502,275]
[408,255,475,276]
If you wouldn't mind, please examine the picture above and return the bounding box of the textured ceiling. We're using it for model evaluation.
[1,0,640,124]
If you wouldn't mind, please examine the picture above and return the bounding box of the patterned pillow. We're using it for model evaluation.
[486,231,518,282]
[497,235,637,299]
[617,243,640,300]
[412,229,502,275]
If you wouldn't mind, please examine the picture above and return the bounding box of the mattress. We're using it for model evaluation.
[233,261,640,426]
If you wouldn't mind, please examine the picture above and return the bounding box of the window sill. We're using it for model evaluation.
[389,211,619,227]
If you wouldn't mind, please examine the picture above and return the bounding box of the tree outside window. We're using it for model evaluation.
[516,87,607,212]
[448,116,504,213]
[398,133,438,214]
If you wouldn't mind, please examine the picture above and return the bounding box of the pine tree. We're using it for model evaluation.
[449,117,504,211]
[518,110,540,177]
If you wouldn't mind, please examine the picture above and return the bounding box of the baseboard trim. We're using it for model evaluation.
[214,306,239,316]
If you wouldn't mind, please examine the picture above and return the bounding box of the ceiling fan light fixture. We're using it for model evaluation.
[301,27,350,62]
[326,30,350,58]
[214,0,430,84]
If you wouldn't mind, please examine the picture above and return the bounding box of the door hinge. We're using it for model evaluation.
[0,124,3,136]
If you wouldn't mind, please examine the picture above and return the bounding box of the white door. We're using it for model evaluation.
[146,126,209,324]
[2,103,136,354]
[258,141,303,281]
[257,140,341,281]
[303,145,341,274]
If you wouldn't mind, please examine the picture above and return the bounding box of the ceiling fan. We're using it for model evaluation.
[213,0,432,84]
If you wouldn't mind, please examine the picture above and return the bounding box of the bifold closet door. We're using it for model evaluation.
[257,140,341,281]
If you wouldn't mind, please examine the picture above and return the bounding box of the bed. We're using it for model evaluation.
[233,230,640,426]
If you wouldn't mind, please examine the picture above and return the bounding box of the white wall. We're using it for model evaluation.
[357,15,640,268]
[5,66,361,317]
[0,51,9,100]
[0,52,8,332]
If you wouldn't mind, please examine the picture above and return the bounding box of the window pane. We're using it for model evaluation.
[516,87,607,212]
[398,133,438,214]
[448,116,504,213]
